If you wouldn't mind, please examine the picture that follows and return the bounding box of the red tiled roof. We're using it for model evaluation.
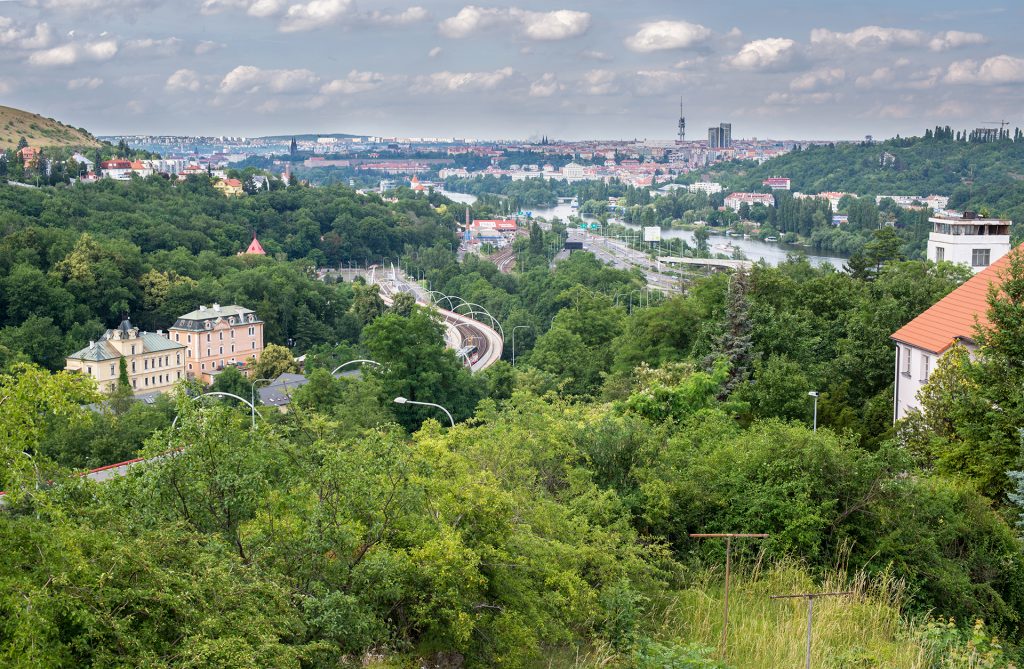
[891,247,1021,354]
[224,178,242,187]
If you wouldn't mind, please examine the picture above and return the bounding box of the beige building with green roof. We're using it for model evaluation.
[65,319,186,395]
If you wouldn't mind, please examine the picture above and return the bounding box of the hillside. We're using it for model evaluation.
[703,132,1024,224]
[0,105,100,150]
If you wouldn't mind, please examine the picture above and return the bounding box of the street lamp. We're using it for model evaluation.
[511,325,532,367]
[331,359,382,375]
[251,377,276,416]
[808,391,819,432]
[393,396,455,427]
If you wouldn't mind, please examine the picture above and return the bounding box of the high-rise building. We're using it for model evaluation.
[719,123,732,148]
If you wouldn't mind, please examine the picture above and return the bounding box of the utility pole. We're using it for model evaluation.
[690,533,769,659]
[770,591,853,669]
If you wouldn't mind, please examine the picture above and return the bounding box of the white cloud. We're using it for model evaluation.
[428,46,442,58]
[624,20,711,52]
[365,6,428,25]
[810,26,924,49]
[0,78,13,95]
[790,67,844,91]
[727,38,797,70]
[125,37,181,56]
[0,18,51,49]
[281,0,355,32]
[632,69,691,95]
[581,68,617,95]
[581,49,610,61]
[19,23,52,49]
[166,68,202,92]
[518,9,589,40]
[945,55,1024,85]
[321,70,393,94]
[83,39,118,60]
[201,0,284,16]
[928,30,987,51]
[27,44,78,66]
[26,0,163,14]
[219,65,319,93]
[68,76,103,90]
[414,66,515,92]
[855,67,892,89]
[195,40,223,55]
[529,72,560,97]
[765,91,838,105]
[439,6,590,41]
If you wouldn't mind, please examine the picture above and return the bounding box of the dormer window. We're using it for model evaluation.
[248,314,255,323]
[229,316,236,324]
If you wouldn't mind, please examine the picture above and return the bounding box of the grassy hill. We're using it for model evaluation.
[0,105,100,150]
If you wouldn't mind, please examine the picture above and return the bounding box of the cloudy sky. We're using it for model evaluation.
[0,0,1021,140]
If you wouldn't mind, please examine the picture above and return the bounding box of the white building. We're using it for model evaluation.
[561,162,586,180]
[688,181,723,195]
[926,211,1011,273]
[724,192,775,212]
[891,247,1019,420]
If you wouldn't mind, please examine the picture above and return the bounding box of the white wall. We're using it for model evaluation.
[894,343,934,420]
[927,233,1010,273]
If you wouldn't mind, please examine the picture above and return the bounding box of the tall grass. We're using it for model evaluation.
[648,560,927,668]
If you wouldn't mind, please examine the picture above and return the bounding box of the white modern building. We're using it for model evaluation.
[891,246,1019,420]
[688,181,723,195]
[724,192,775,212]
[926,211,1011,273]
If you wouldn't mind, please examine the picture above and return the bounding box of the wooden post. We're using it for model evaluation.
[769,591,853,669]
[690,533,769,659]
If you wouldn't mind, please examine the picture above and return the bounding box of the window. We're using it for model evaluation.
[187,334,191,343]
[175,333,180,342]
[144,377,148,386]
[110,364,115,375]
[207,334,211,342]
[201,363,205,370]
[165,355,169,366]
[231,330,235,338]
[901,347,911,376]
[252,342,256,350]
[188,363,192,370]
[935,246,944,262]
[219,332,223,340]
[206,348,211,356]
[177,371,181,379]
[86,366,92,375]
[231,344,235,353]
[219,346,223,354]
[919,353,930,381]
[132,379,136,389]
[131,345,136,355]
[177,353,181,364]
[248,326,254,336]
[972,248,991,267]
[144,359,148,370]
[132,361,136,372]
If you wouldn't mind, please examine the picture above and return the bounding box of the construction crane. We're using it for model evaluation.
[984,120,1011,131]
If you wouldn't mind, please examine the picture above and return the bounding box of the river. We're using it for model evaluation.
[437,191,849,269]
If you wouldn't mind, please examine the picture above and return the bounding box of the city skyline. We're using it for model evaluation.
[0,0,1021,140]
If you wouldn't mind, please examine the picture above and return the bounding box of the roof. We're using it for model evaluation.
[244,236,266,255]
[171,304,261,330]
[891,247,1020,354]
[67,330,185,361]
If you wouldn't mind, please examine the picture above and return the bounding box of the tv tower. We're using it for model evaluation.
[677,97,686,143]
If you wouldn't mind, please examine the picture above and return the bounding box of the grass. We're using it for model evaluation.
[0,105,99,150]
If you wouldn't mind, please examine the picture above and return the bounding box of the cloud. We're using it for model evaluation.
[581,69,617,95]
[810,26,924,49]
[790,67,844,91]
[280,0,355,32]
[0,17,52,49]
[165,68,202,92]
[580,49,610,61]
[219,65,319,94]
[765,91,839,106]
[414,66,515,92]
[632,69,692,95]
[25,41,119,67]
[201,0,285,17]
[124,37,182,56]
[195,40,223,55]
[855,67,892,89]
[945,55,1024,84]
[928,30,987,51]
[624,20,711,52]
[365,6,428,25]
[439,6,590,41]
[68,76,103,90]
[428,46,442,58]
[320,70,393,94]
[529,72,561,97]
[26,0,163,14]
[0,78,13,95]
[727,38,797,70]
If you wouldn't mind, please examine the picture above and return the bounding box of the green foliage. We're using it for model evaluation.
[253,343,298,380]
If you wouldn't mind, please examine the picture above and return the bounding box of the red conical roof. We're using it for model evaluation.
[244,235,266,255]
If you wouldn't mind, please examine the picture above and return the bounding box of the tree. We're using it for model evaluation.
[253,343,298,381]
[210,365,251,400]
[349,282,386,325]
[388,291,416,318]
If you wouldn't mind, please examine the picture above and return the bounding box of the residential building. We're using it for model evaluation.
[168,304,264,383]
[926,211,1011,272]
[762,177,791,191]
[688,181,724,195]
[17,146,40,168]
[100,159,133,180]
[724,192,775,211]
[65,318,186,395]
[891,247,1019,420]
[562,162,586,180]
[215,178,244,196]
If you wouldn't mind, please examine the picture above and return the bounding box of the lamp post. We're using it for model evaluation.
[251,377,276,417]
[808,391,819,432]
[511,325,532,366]
[331,359,382,375]
[393,396,455,427]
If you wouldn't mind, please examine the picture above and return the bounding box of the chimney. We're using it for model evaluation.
[213,303,221,311]
[89,340,95,349]
[156,329,163,336]
[199,305,206,310]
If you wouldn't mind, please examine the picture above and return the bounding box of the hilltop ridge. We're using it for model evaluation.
[0,105,100,150]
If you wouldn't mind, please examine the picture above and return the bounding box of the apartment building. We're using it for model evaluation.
[168,304,264,383]
[65,319,186,394]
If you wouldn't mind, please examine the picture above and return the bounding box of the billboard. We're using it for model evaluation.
[643,226,662,242]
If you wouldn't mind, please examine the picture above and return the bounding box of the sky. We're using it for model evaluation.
[0,0,1022,140]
